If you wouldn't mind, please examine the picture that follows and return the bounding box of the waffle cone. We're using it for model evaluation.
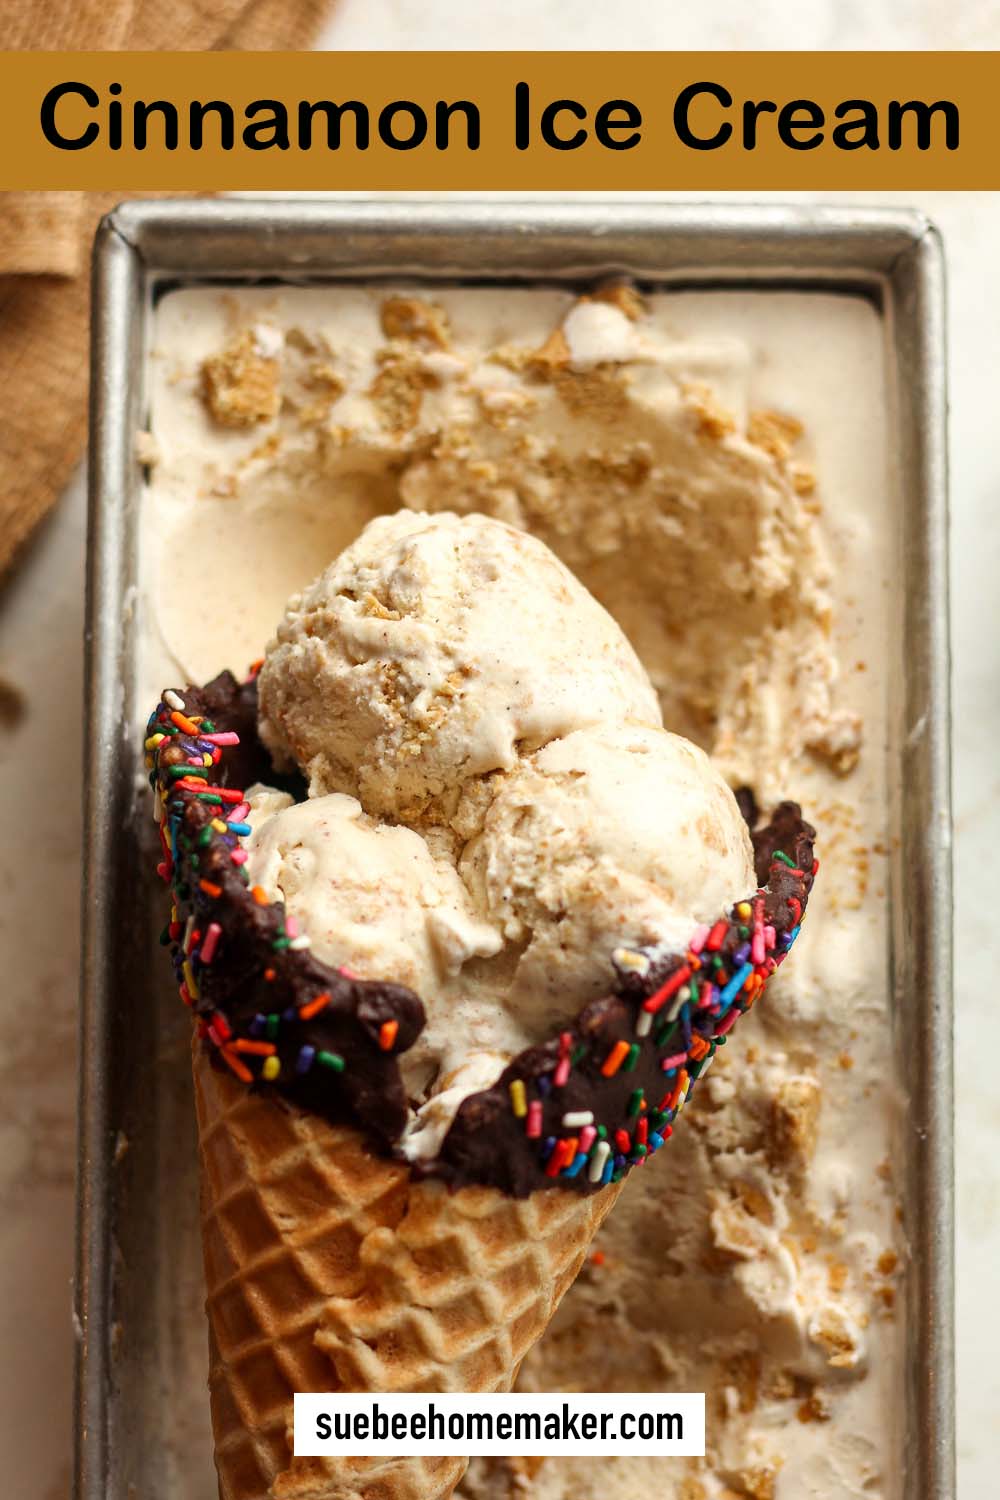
[194,1044,622,1500]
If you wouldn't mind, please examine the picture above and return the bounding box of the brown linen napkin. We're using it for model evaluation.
[0,0,330,578]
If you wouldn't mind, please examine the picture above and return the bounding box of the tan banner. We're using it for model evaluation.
[0,51,991,189]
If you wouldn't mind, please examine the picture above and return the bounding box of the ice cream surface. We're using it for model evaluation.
[257,508,661,819]
[140,283,900,1500]
[138,283,856,805]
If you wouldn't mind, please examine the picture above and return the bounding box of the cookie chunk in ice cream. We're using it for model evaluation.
[257,509,662,820]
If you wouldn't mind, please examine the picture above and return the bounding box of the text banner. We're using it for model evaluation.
[0,52,997,189]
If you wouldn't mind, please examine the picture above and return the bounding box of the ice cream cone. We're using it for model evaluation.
[195,1043,622,1500]
[148,655,815,1500]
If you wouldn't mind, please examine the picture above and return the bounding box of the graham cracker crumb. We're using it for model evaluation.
[297,361,346,427]
[380,296,451,348]
[488,341,533,374]
[709,1192,767,1261]
[527,326,571,375]
[827,1259,849,1293]
[308,361,344,392]
[684,380,737,440]
[245,433,282,467]
[734,1464,780,1500]
[369,355,436,434]
[747,408,804,462]
[797,1389,832,1423]
[553,364,631,417]
[361,592,402,621]
[764,1368,797,1401]
[475,385,537,429]
[781,1234,802,1269]
[735,1181,774,1226]
[768,1076,821,1171]
[201,331,281,428]
[809,734,862,778]
[790,461,817,496]
[809,1304,862,1368]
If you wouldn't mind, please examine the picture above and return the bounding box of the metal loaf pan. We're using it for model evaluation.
[78,199,953,1500]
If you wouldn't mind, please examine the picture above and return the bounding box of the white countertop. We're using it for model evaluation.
[0,9,995,1498]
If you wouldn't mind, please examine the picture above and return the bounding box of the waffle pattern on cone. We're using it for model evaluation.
[197,1047,621,1500]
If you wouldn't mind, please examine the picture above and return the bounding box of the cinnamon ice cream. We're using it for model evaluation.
[461,722,756,1019]
[257,508,661,819]
[245,516,758,1161]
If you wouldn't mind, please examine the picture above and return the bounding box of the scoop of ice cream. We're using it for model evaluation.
[257,509,661,819]
[252,511,756,1161]
[244,784,502,992]
[460,722,756,1030]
